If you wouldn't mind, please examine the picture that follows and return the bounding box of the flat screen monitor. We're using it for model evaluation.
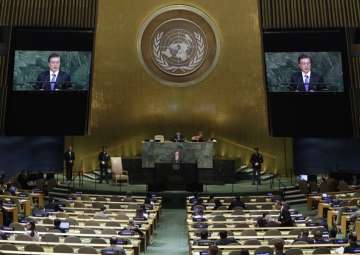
[299,175,308,181]
[265,52,344,93]
[59,221,70,231]
[262,30,352,137]
[101,250,121,255]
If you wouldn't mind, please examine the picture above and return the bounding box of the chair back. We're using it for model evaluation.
[78,246,98,254]
[285,248,303,255]
[241,229,257,236]
[0,244,18,251]
[42,233,60,242]
[15,234,32,241]
[53,244,74,253]
[24,244,44,252]
[244,239,261,245]
[65,236,82,243]
[154,135,165,142]
[312,247,331,254]
[91,238,107,244]
[255,246,274,255]
[111,157,124,175]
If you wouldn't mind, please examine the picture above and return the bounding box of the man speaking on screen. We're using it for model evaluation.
[34,53,72,91]
[289,54,326,92]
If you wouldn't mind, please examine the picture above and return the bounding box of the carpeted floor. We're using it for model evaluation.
[146,209,188,255]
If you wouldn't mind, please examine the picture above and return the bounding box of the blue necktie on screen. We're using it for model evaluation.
[50,73,56,91]
[304,75,309,91]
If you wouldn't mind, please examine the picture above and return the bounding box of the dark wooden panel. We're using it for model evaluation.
[0,0,97,28]
[261,0,360,29]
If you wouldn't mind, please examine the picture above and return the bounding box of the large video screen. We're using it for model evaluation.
[5,28,94,135]
[265,52,344,92]
[13,51,91,91]
[263,30,352,137]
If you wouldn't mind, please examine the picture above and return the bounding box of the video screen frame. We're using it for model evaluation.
[262,29,353,137]
[4,27,95,135]
[262,29,351,95]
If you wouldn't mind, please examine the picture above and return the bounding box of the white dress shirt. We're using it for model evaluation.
[302,71,311,83]
[49,70,59,82]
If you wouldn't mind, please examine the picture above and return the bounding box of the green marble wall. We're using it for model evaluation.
[265,52,344,92]
[142,141,214,168]
[13,51,91,90]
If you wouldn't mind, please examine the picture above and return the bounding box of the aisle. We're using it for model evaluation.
[146,209,188,255]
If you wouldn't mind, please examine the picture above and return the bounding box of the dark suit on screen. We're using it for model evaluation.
[289,72,326,92]
[34,71,72,90]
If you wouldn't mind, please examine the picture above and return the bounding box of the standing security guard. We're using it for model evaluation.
[64,145,75,181]
[250,147,263,185]
[98,146,111,184]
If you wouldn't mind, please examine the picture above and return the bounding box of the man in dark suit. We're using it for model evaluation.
[34,53,72,91]
[98,146,111,184]
[173,132,185,142]
[292,230,314,244]
[64,145,75,181]
[250,147,263,185]
[289,54,326,92]
[276,201,294,226]
[228,196,246,210]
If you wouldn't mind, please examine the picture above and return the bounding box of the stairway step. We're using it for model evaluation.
[281,185,298,191]
[83,173,97,180]
[48,191,70,198]
[286,198,307,205]
[284,189,301,195]
[261,174,275,181]
[52,187,69,192]
[285,193,306,199]
[243,168,253,174]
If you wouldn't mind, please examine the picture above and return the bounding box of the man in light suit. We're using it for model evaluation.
[289,54,326,92]
[64,145,75,181]
[34,53,72,90]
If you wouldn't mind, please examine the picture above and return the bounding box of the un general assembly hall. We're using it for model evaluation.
[1,0,360,254]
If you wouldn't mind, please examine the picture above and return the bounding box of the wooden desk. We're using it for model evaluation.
[327,208,338,228]
[0,195,31,217]
[30,193,44,208]
[0,239,138,255]
[341,215,350,234]
[18,198,31,216]
[317,202,330,217]
[3,206,18,223]
[0,251,116,255]
[191,243,346,251]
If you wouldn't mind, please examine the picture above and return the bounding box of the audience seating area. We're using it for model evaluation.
[186,194,356,255]
[0,190,162,255]
[2,183,360,255]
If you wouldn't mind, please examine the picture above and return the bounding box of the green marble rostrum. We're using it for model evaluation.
[141,141,214,169]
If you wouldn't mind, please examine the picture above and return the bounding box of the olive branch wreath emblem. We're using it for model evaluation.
[153,31,205,73]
